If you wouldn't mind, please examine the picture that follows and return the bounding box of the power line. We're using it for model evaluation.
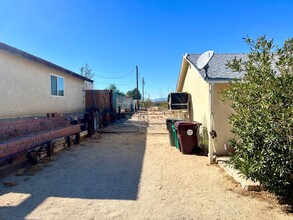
[145,83,166,90]
[139,67,167,81]
[93,68,135,79]
[95,81,136,86]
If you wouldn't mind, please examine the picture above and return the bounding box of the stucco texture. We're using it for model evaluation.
[178,60,233,155]
[0,50,85,118]
[182,64,210,128]
[212,83,234,155]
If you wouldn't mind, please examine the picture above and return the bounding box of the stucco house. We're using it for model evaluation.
[0,42,93,118]
[116,94,134,112]
[176,53,247,162]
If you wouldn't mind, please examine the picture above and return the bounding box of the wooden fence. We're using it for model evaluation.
[85,90,114,113]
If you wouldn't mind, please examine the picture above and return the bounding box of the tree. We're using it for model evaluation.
[106,84,117,92]
[80,63,94,89]
[140,98,153,109]
[126,88,141,99]
[105,84,125,96]
[221,36,293,203]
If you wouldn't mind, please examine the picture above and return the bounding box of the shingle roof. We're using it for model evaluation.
[0,42,93,83]
[186,53,248,81]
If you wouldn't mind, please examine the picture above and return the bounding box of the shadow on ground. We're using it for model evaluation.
[0,119,147,219]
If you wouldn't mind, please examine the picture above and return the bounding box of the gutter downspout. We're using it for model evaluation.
[208,82,214,164]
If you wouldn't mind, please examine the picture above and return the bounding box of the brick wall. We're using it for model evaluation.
[0,114,69,142]
[0,113,81,164]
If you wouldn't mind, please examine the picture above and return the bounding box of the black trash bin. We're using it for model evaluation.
[174,121,202,154]
[166,118,182,146]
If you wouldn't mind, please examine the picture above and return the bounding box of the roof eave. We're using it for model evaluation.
[0,42,94,83]
[205,77,241,83]
[176,53,189,92]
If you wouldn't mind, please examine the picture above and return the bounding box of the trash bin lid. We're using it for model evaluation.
[174,121,202,134]
[166,118,182,123]
[173,121,201,127]
[166,118,184,130]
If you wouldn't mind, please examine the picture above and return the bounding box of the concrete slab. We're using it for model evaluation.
[217,157,264,191]
[101,120,148,133]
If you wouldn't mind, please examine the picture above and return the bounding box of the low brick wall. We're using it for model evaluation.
[0,114,68,142]
[0,113,81,164]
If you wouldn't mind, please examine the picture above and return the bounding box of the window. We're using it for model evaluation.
[51,75,64,96]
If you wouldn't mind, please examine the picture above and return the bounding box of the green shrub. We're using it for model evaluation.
[221,36,293,202]
[141,99,153,109]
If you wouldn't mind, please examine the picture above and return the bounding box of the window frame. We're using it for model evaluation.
[50,74,65,97]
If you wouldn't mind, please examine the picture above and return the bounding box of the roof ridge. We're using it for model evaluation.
[188,52,249,55]
[215,52,249,55]
[184,52,247,82]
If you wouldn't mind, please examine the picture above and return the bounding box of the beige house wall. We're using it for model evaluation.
[180,64,211,152]
[176,56,238,157]
[178,61,233,155]
[182,65,210,128]
[212,83,233,155]
[0,49,85,118]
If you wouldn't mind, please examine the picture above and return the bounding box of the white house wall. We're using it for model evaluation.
[0,49,85,118]
[181,64,233,155]
[212,83,234,155]
[181,64,211,137]
[116,95,133,112]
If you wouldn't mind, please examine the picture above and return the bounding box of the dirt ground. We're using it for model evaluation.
[0,111,292,220]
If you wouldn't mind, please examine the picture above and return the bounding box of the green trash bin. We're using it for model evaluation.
[172,124,180,150]
[166,118,182,146]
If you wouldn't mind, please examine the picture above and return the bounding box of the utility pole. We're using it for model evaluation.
[142,78,145,102]
[136,65,139,111]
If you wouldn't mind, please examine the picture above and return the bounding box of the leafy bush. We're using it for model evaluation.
[141,99,153,109]
[221,36,293,202]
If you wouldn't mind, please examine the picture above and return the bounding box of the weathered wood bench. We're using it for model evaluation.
[0,113,82,166]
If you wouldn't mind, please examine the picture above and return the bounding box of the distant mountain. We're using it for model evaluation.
[152,97,167,102]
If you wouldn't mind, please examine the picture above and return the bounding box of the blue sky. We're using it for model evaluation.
[1,0,292,99]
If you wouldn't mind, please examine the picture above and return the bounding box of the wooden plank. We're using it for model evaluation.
[85,90,113,113]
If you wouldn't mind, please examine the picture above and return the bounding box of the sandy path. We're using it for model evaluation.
[0,115,291,219]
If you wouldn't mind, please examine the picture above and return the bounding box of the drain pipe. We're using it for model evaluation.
[208,82,215,164]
